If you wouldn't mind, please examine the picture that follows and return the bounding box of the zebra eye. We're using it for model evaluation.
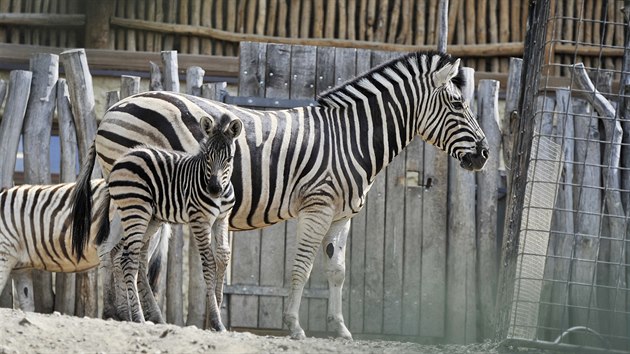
[452,101,464,110]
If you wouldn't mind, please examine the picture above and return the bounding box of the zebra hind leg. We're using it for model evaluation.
[136,220,165,324]
[284,208,335,340]
[321,219,353,339]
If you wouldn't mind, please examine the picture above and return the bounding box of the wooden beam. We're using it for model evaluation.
[0,13,85,27]
[0,43,239,78]
[110,16,525,57]
[84,1,115,49]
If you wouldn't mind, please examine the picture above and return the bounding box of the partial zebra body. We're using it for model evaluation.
[0,180,166,319]
[76,114,242,330]
[83,51,489,339]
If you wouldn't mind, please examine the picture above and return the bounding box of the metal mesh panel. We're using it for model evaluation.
[503,0,630,352]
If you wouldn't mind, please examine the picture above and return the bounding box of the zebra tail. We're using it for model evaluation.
[71,142,97,261]
[94,187,111,246]
[148,224,171,295]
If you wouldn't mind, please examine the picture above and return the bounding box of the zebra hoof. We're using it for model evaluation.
[289,329,306,340]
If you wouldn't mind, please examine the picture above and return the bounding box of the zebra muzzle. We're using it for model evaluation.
[207,176,223,197]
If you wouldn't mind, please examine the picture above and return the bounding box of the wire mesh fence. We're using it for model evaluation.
[500,0,630,352]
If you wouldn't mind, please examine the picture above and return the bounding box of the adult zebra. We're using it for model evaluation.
[79,50,489,339]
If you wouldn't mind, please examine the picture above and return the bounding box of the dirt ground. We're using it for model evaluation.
[0,307,543,354]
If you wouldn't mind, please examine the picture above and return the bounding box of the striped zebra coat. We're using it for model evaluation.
[77,51,489,339]
[74,114,242,330]
[0,180,167,320]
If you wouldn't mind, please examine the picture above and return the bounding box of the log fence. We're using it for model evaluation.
[0,1,627,74]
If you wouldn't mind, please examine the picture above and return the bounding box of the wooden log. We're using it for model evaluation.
[161,50,180,92]
[546,88,574,339]
[436,0,448,52]
[163,0,177,50]
[83,0,114,49]
[337,0,346,39]
[476,79,500,340]
[114,0,126,50]
[200,0,212,55]
[570,96,601,346]
[257,0,267,36]
[374,0,388,42]
[54,78,78,316]
[136,0,146,51]
[0,13,84,27]
[185,66,205,97]
[313,0,323,38]
[245,0,256,35]
[22,53,58,314]
[447,0,460,44]
[397,0,410,43]
[414,0,425,44]
[149,61,164,91]
[106,91,120,110]
[59,48,99,169]
[225,0,236,55]
[120,75,140,99]
[498,0,509,72]
[110,16,532,57]
[502,57,523,187]
[183,65,206,327]
[347,0,356,40]
[190,0,201,54]
[146,0,156,52]
[0,79,6,109]
[488,0,499,71]
[325,0,336,39]
[366,0,376,41]
[387,0,401,43]
[445,67,477,344]
[0,0,9,43]
[125,0,136,51]
[59,48,100,318]
[266,0,278,37]
[427,0,438,45]
[166,225,184,325]
[0,70,32,309]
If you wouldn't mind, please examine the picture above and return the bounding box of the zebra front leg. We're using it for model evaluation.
[322,218,352,339]
[284,208,335,340]
[190,219,224,332]
[211,215,231,317]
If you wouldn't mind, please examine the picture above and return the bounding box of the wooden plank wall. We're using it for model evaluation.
[225,42,503,342]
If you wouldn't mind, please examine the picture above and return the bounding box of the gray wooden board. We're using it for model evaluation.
[362,50,394,334]
[476,80,501,340]
[402,138,424,336]
[383,142,406,334]
[229,41,267,329]
[420,146,447,338]
[348,49,372,334]
[258,42,291,330]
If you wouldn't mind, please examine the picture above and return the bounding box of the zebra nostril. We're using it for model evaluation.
[481,148,489,160]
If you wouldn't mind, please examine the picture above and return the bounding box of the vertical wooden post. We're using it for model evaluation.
[445,67,477,344]
[0,79,7,108]
[149,62,164,91]
[476,79,501,340]
[436,0,449,52]
[54,78,78,315]
[161,50,184,325]
[502,57,523,184]
[0,70,32,309]
[83,0,115,49]
[120,75,140,99]
[22,53,59,314]
[185,65,206,328]
[59,48,100,318]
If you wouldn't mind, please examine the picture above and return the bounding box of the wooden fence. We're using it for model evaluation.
[0,0,627,74]
[0,41,508,343]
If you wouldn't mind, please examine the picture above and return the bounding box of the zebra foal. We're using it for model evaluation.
[76,51,489,339]
[73,114,242,330]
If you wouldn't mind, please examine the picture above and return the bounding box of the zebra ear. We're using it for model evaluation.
[226,119,243,139]
[434,58,461,87]
[200,116,215,135]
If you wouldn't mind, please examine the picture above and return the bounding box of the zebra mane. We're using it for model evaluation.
[316,50,465,108]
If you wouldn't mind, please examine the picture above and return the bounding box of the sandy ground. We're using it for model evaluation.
[0,308,531,354]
